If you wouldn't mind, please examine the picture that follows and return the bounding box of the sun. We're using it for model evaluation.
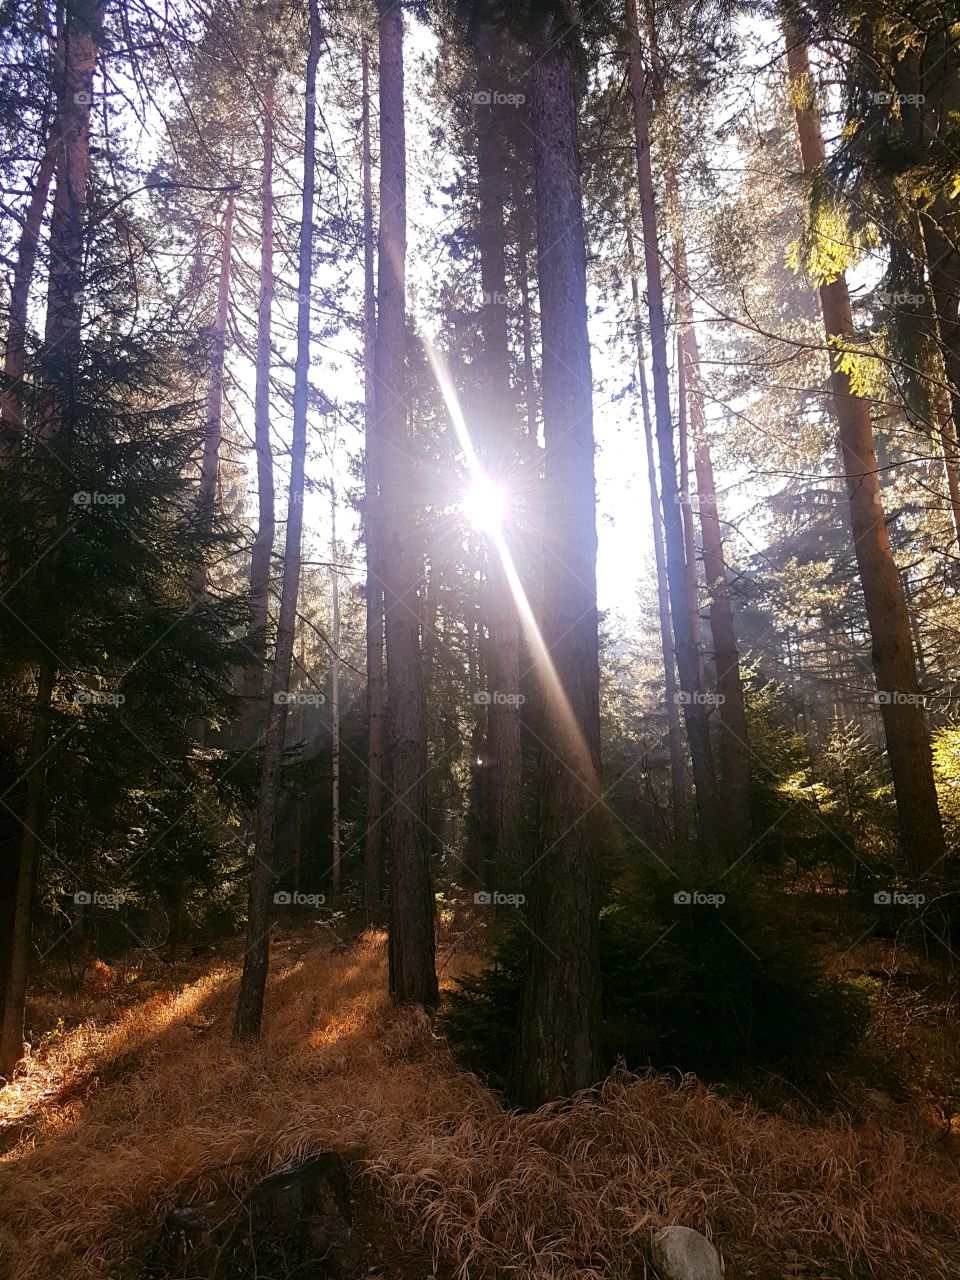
[462,472,507,534]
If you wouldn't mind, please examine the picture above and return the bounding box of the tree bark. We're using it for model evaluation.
[514,12,603,1108]
[330,485,341,900]
[233,0,321,1041]
[669,202,751,853]
[0,0,101,1076]
[236,78,276,752]
[626,233,687,843]
[626,0,719,857]
[472,18,522,890]
[376,0,438,1008]
[0,143,56,448]
[196,189,235,547]
[361,34,384,925]
[0,663,54,1076]
[784,24,945,883]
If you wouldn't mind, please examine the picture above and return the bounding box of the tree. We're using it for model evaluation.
[235,74,277,753]
[376,0,438,1008]
[514,4,604,1108]
[233,0,323,1040]
[361,31,384,924]
[626,0,720,858]
[0,0,104,1076]
[782,14,945,884]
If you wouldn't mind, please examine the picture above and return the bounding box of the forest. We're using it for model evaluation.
[1,0,960,1276]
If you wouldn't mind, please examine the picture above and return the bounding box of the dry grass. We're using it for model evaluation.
[1,928,958,1280]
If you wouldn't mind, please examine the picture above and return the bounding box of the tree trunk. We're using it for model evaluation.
[676,331,704,697]
[233,0,321,1041]
[376,0,438,1008]
[361,34,384,926]
[626,234,687,843]
[0,0,101,1076]
[330,485,341,900]
[236,79,276,751]
[920,215,960,546]
[669,203,751,853]
[0,143,56,448]
[514,11,603,1109]
[196,189,235,547]
[518,225,537,441]
[626,0,719,858]
[472,18,522,889]
[784,24,945,883]
[0,663,54,1076]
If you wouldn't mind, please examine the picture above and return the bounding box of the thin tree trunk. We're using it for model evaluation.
[626,233,687,842]
[236,80,276,751]
[233,0,321,1040]
[196,189,235,548]
[361,34,384,926]
[626,0,719,858]
[376,0,438,1008]
[0,663,54,1076]
[518,225,537,441]
[0,0,101,1076]
[515,11,603,1108]
[784,23,945,883]
[330,485,341,900]
[676,331,704,693]
[0,143,56,448]
[472,18,522,889]
[669,203,751,852]
[920,215,960,546]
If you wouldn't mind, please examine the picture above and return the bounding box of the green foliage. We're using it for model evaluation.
[932,725,960,850]
[443,866,868,1094]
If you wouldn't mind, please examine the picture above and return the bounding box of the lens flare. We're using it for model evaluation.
[463,472,507,533]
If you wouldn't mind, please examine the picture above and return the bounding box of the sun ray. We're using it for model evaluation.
[424,341,600,798]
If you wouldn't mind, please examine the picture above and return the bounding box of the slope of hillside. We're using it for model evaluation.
[1,929,958,1280]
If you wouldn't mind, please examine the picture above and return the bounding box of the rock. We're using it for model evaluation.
[652,1225,723,1280]
[223,1151,368,1278]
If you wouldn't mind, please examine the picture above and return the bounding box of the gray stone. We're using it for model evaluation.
[652,1225,723,1280]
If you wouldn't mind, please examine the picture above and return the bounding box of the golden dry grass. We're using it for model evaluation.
[0,928,958,1280]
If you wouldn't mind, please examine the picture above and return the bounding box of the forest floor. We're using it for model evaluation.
[1,907,960,1280]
